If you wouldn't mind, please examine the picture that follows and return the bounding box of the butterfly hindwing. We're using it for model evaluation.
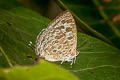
[35,10,78,63]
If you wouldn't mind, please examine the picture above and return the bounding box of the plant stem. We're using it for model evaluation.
[57,0,112,44]
[0,46,13,67]
[93,0,120,37]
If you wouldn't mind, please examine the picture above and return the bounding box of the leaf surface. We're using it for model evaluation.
[58,32,120,80]
[56,0,120,48]
[0,60,78,80]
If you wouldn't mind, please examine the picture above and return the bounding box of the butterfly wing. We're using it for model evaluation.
[35,10,78,62]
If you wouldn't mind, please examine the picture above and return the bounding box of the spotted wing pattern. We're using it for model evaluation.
[35,10,78,63]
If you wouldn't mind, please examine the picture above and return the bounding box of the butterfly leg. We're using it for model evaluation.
[28,41,35,50]
[70,59,73,65]
[61,60,65,64]
[73,56,76,64]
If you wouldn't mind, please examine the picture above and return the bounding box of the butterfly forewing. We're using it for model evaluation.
[35,10,78,63]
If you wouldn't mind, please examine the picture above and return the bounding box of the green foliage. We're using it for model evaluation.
[0,0,120,80]
[0,60,78,80]
[56,0,120,49]
[60,32,120,80]
[0,1,50,67]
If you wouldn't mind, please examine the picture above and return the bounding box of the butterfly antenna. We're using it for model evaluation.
[28,41,35,51]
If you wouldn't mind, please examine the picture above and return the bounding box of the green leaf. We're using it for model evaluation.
[0,0,50,67]
[92,0,120,48]
[0,0,120,80]
[57,32,120,80]
[56,0,120,48]
[19,0,50,15]
[0,1,79,79]
[0,60,78,80]
[56,0,113,45]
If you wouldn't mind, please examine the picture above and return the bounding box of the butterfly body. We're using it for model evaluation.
[35,11,79,63]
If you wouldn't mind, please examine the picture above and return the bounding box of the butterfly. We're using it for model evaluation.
[35,10,79,65]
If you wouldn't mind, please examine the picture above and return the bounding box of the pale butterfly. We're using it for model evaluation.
[35,10,79,65]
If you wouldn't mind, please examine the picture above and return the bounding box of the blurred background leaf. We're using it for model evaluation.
[19,0,63,19]
[20,0,50,16]
[20,0,113,45]
[0,60,78,80]
[0,0,50,67]
[56,0,120,49]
